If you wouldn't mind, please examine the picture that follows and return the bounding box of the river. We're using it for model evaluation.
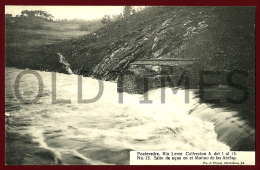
[5,67,255,165]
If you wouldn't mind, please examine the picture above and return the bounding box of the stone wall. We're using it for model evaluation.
[117,69,200,94]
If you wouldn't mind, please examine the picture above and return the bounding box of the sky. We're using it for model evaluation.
[5,6,126,20]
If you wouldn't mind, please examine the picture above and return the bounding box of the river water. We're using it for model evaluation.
[5,67,255,165]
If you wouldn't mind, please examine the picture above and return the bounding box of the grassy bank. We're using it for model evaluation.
[5,17,102,72]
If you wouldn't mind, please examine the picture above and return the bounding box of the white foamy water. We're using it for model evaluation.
[57,53,73,74]
[6,67,254,165]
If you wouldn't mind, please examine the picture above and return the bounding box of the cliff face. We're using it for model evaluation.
[44,6,255,80]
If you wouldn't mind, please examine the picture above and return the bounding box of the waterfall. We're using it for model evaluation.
[57,53,73,74]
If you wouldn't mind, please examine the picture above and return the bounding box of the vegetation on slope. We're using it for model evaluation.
[6,7,255,81]
[28,7,254,80]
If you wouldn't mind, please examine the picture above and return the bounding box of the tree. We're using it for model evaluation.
[123,6,132,17]
[136,7,144,12]
[118,13,124,19]
[100,15,112,25]
[5,14,12,18]
[131,8,136,14]
[21,10,29,17]
[20,10,54,20]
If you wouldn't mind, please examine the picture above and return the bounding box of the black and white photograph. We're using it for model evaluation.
[5,6,255,165]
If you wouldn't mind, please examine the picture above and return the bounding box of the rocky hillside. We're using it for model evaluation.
[35,6,255,80]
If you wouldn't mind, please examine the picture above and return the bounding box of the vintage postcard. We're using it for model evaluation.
[5,6,255,165]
